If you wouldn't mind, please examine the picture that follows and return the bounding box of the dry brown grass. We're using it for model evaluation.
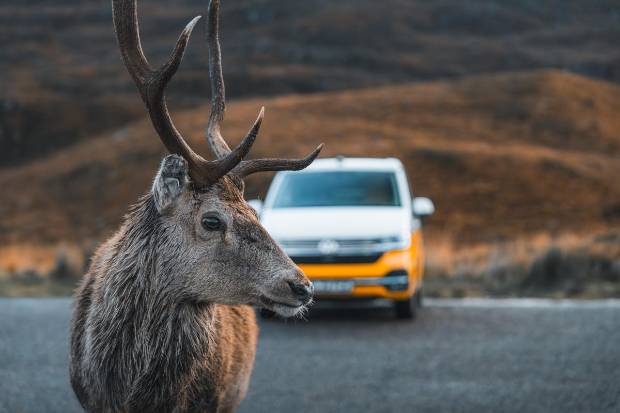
[426,232,584,277]
[0,70,619,296]
[424,229,620,298]
[2,230,618,298]
[0,244,86,277]
[1,70,618,246]
[0,244,85,296]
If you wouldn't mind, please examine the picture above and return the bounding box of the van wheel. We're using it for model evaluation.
[394,293,417,319]
[415,288,423,308]
[259,308,276,319]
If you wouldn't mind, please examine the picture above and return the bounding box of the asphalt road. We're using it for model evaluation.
[0,298,618,413]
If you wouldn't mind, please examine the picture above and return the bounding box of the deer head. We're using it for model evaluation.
[111,0,321,316]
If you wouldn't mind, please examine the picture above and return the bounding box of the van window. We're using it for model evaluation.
[272,171,401,208]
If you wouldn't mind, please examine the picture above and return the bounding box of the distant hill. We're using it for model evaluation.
[2,0,620,166]
[1,70,618,248]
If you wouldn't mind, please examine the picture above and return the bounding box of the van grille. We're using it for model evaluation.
[290,253,383,264]
[279,238,394,249]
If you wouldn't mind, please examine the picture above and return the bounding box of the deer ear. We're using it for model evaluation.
[152,155,189,213]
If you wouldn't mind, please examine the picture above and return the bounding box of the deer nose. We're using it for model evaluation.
[287,280,313,304]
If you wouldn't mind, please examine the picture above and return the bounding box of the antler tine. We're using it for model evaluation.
[112,0,263,185]
[112,0,203,162]
[205,0,233,158]
[233,144,324,178]
[204,0,324,177]
[114,0,321,185]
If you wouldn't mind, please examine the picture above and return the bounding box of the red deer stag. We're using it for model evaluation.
[69,0,322,411]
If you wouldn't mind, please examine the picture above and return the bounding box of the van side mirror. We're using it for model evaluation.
[247,199,264,215]
[412,197,435,217]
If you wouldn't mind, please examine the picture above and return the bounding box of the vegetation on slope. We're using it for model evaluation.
[1,70,618,296]
[2,0,619,165]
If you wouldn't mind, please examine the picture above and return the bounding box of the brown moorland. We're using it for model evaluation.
[2,0,619,166]
[1,70,619,295]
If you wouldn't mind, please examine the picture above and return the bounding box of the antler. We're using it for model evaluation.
[112,0,261,186]
[205,0,231,158]
[204,0,323,177]
[231,144,324,177]
[112,0,322,186]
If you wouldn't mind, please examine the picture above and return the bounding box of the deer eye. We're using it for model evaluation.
[201,215,223,231]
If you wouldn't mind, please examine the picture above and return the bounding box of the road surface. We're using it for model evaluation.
[0,298,618,412]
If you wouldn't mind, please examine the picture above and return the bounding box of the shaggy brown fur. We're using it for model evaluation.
[70,159,311,412]
[70,0,318,410]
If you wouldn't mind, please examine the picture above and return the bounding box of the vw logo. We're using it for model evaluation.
[318,239,340,255]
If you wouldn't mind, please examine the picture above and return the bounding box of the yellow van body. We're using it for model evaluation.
[255,157,434,317]
[298,230,424,300]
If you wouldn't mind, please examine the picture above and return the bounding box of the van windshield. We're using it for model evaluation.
[272,171,401,208]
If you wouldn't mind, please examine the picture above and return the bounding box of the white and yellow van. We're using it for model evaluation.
[250,157,434,318]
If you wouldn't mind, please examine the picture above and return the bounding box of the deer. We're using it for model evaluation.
[69,0,322,412]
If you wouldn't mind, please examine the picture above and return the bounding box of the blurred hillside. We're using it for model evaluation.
[1,69,619,248]
[2,0,620,166]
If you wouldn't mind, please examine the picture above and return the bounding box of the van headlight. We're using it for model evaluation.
[376,235,410,252]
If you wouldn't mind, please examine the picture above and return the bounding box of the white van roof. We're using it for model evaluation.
[302,157,404,172]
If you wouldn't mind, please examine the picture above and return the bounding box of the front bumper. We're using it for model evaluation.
[298,249,420,300]
[312,274,410,300]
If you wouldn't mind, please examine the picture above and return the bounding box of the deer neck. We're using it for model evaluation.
[87,195,216,394]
